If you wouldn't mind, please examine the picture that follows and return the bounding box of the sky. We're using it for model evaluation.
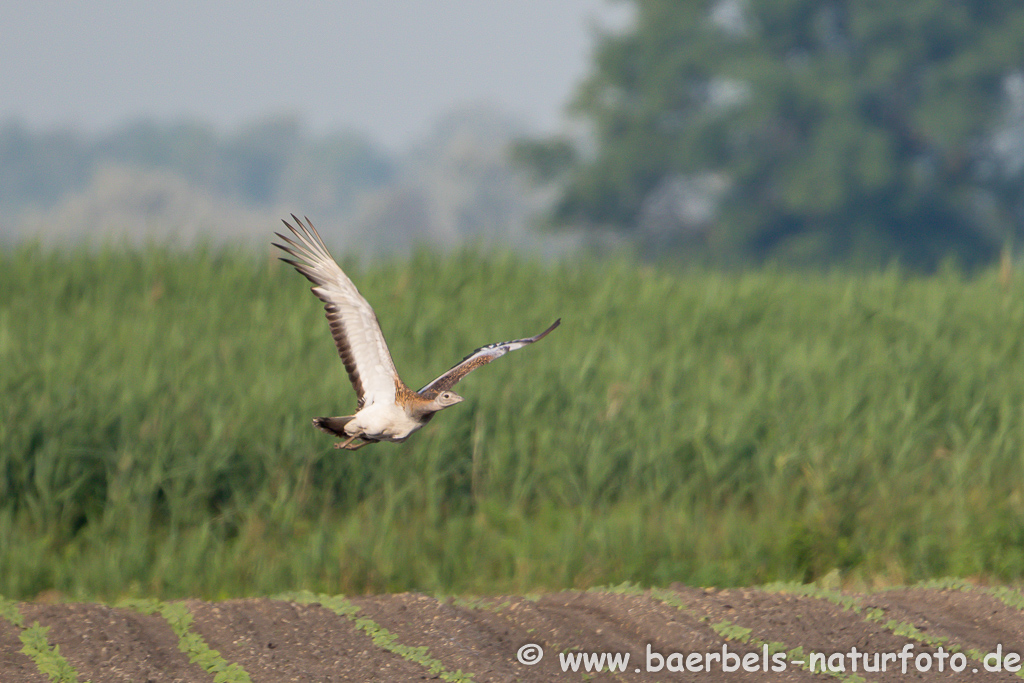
[0,1,631,150]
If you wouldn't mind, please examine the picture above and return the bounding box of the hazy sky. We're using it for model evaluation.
[1,1,630,149]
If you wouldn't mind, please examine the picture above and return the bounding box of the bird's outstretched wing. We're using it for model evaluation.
[274,215,399,408]
[417,319,561,398]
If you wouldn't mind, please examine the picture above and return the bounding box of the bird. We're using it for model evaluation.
[273,215,560,450]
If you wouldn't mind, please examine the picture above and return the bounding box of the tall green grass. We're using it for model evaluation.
[2,244,1024,600]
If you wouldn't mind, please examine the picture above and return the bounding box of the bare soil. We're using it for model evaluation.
[3,586,1023,682]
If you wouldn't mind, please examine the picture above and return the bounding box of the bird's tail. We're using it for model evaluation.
[312,416,354,437]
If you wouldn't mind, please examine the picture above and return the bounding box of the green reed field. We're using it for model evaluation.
[2,243,1024,601]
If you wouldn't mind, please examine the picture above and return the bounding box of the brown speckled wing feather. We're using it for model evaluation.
[417,319,560,399]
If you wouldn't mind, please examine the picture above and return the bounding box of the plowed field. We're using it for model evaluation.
[3,584,1023,682]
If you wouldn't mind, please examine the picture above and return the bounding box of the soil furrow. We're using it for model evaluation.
[673,585,1019,682]
[5,587,1024,682]
[353,591,546,683]
[861,588,1024,668]
[19,602,211,683]
[185,597,428,682]
[530,590,820,682]
[467,592,634,682]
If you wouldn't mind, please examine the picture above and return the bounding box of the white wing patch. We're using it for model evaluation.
[274,215,400,408]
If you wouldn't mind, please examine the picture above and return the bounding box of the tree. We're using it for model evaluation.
[525,0,1024,268]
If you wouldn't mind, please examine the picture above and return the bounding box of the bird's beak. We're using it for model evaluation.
[452,393,465,404]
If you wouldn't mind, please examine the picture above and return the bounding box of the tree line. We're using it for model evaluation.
[516,0,1024,269]
[0,116,393,221]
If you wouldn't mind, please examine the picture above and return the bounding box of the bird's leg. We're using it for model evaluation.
[344,439,374,451]
[334,434,360,449]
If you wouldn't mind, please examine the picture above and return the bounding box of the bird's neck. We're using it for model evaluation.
[396,382,436,421]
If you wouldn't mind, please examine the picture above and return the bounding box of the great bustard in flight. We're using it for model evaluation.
[274,216,560,450]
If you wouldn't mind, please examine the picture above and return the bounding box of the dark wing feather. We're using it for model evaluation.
[417,319,560,398]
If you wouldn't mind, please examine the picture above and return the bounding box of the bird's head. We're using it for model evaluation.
[433,390,464,409]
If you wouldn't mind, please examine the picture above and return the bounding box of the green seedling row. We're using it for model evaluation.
[278,590,475,682]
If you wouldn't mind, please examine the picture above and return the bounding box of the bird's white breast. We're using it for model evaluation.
[349,401,424,442]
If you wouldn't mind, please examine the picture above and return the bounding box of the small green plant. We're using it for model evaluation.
[0,594,25,628]
[913,577,975,592]
[0,595,86,682]
[986,586,1024,611]
[710,620,752,642]
[761,582,861,613]
[19,623,84,683]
